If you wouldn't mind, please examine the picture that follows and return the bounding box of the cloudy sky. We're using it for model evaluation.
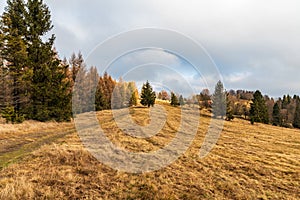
[1,0,299,97]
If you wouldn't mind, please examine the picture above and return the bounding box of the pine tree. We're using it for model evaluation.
[293,97,300,129]
[95,76,107,111]
[211,80,226,118]
[179,95,184,106]
[140,81,156,107]
[250,90,269,124]
[170,92,179,106]
[272,102,281,126]
[0,0,28,122]
[282,95,288,109]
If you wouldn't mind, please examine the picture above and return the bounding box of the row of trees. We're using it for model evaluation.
[0,0,142,123]
[158,81,300,129]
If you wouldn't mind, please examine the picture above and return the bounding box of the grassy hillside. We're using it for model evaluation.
[0,104,299,199]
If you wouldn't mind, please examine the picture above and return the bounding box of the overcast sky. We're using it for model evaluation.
[1,0,299,97]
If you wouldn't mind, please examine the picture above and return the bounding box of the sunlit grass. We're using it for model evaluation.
[0,103,299,199]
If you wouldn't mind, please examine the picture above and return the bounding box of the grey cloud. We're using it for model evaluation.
[1,0,299,97]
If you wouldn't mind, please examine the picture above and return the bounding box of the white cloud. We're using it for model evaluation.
[224,72,252,84]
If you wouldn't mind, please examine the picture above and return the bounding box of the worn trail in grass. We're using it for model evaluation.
[0,122,75,169]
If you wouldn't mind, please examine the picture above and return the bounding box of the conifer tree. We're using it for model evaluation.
[140,81,156,107]
[272,102,281,126]
[0,0,28,122]
[250,90,269,124]
[179,95,184,106]
[293,97,300,129]
[170,92,179,107]
[211,80,226,118]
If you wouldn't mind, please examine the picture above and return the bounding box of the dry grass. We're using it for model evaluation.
[0,103,300,199]
[0,120,72,139]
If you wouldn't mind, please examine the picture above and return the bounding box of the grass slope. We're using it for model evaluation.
[0,104,299,199]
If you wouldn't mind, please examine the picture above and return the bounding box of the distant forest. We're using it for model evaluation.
[0,0,299,129]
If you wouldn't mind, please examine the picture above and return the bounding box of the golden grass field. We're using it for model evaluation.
[0,102,299,199]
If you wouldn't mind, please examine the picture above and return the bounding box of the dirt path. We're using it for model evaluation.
[0,126,76,169]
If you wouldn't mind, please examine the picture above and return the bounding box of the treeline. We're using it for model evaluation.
[165,82,300,129]
[0,0,140,123]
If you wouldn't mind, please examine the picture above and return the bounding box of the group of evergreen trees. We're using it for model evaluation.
[271,94,300,128]
[0,0,71,122]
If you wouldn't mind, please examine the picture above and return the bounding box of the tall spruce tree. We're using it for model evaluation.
[211,80,226,118]
[0,0,28,122]
[293,97,300,129]
[179,95,184,106]
[272,102,281,126]
[249,90,269,124]
[140,81,156,107]
[170,92,179,107]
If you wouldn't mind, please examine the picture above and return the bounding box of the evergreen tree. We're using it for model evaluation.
[293,97,300,129]
[272,102,281,126]
[95,78,105,111]
[249,90,269,124]
[0,0,28,122]
[140,81,156,107]
[170,92,179,106]
[179,95,185,106]
[211,80,226,118]
[282,95,288,109]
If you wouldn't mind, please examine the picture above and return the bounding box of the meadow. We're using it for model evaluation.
[0,102,299,199]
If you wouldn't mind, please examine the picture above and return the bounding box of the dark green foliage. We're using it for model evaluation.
[179,95,184,106]
[250,90,269,124]
[293,97,300,129]
[0,0,72,122]
[140,81,156,107]
[226,93,234,121]
[282,95,288,109]
[0,0,29,120]
[272,102,281,126]
[212,81,226,118]
[1,105,25,123]
[170,92,179,107]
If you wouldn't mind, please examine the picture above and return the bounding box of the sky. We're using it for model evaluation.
[0,0,299,97]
